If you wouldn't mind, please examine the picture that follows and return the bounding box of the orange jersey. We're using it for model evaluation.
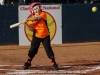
[28,12,50,38]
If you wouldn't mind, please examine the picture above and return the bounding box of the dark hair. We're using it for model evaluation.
[32,4,41,8]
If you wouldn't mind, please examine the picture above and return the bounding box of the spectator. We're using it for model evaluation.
[0,0,5,5]
[19,0,25,5]
[90,0,93,3]
[84,0,89,4]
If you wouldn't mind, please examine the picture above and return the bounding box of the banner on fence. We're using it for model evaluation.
[18,5,62,45]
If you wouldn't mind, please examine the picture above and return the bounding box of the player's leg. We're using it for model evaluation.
[42,35,59,70]
[23,36,41,69]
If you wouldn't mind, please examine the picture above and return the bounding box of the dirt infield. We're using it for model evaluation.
[0,42,100,75]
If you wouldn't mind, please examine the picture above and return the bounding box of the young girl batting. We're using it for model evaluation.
[21,2,59,70]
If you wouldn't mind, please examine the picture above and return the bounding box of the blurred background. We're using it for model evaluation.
[3,0,100,5]
[0,0,100,45]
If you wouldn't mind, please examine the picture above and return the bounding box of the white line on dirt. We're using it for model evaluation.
[0,65,100,74]
[7,70,86,74]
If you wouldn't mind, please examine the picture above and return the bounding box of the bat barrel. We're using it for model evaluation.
[10,23,21,28]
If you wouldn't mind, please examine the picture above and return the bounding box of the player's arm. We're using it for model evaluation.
[26,12,46,21]
[21,12,46,24]
[26,16,43,21]
[24,23,34,31]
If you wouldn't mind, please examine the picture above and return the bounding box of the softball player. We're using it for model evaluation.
[21,2,59,70]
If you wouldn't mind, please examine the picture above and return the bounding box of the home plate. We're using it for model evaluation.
[0,65,100,75]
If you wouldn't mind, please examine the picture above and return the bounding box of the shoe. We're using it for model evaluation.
[52,63,59,70]
[23,62,31,69]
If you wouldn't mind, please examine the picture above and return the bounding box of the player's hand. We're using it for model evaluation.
[20,20,27,24]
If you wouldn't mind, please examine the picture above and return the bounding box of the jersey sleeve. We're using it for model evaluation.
[39,12,47,20]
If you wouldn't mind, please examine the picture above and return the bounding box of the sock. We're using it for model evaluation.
[27,56,32,64]
[50,56,56,65]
